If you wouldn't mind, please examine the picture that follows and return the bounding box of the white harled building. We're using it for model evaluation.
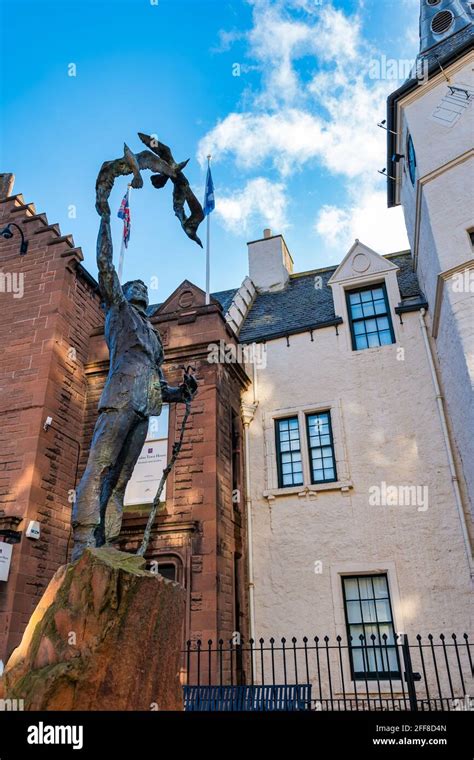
[387,0,474,521]
[214,1,474,700]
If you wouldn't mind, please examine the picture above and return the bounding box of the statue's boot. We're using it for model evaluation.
[71,526,97,562]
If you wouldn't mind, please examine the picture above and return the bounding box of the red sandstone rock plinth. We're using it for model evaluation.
[0,547,185,710]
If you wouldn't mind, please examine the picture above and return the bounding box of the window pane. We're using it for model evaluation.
[350,625,365,643]
[357,577,373,599]
[158,563,177,582]
[379,330,393,345]
[349,292,361,304]
[372,288,384,299]
[351,304,363,319]
[363,624,379,642]
[344,579,359,600]
[362,302,375,317]
[346,601,362,624]
[367,333,380,348]
[361,601,377,623]
[376,599,392,622]
[353,321,366,335]
[372,576,389,597]
[361,290,372,302]
[387,648,399,671]
[378,624,395,644]
[352,649,366,673]
[374,299,386,314]
[355,334,368,350]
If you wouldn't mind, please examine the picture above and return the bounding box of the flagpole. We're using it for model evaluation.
[118,183,131,283]
[205,155,211,305]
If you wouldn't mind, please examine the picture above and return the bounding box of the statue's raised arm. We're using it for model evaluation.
[96,216,123,306]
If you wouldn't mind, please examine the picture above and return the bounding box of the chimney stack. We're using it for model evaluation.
[0,174,15,200]
[248,230,294,293]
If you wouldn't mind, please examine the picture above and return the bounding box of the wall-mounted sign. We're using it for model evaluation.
[26,520,40,539]
[0,542,13,582]
[124,406,169,507]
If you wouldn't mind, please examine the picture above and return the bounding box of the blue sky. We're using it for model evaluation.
[1,0,420,301]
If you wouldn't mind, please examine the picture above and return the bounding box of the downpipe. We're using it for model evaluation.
[419,308,474,579]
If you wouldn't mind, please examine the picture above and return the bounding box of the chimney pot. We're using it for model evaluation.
[263,228,272,239]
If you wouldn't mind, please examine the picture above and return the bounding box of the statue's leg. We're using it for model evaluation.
[103,416,149,544]
[71,408,136,561]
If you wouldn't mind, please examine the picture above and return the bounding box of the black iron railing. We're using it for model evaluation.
[182,633,473,711]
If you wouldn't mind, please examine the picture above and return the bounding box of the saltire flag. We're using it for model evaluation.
[203,165,215,217]
[117,189,131,248]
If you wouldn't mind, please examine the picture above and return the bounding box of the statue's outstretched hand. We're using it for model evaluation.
[180,367,198,400]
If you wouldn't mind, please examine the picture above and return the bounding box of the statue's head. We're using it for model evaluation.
[122,279,149,311]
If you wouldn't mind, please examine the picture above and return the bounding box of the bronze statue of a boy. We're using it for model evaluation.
[72,137,202,561]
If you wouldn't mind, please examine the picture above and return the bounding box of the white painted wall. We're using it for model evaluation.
[242,255,473,650]
[400,55,474,181]
[398,53,474,517]
[248,234,294,293]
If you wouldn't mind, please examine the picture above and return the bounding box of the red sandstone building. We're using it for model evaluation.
[0,174,249,664]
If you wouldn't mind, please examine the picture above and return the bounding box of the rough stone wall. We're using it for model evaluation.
[0,178,102,661]
[216,362,248,646]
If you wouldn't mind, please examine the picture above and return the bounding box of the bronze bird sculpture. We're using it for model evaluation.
[95,133,204,247]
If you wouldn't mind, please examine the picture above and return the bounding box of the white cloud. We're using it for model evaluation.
[200,0,411,251]
[216,177,288,234]
[199,110,324,175]
[198,78,392,180]
[315,186,409,254]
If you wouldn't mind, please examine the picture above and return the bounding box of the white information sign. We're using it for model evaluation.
[124,406,169,506]
[0,542,13,582]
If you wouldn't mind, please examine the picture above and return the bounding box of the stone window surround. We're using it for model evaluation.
[345,282,396,352]
[330,561,406,694]
[262,400,352,499]
[329,248,402,354]
[338,272,402,353]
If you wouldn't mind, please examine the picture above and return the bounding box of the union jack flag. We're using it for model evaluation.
[117,189,131,248]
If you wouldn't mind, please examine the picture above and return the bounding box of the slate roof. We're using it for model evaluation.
[210,288,239,312]
[79,251,425,344]
[238,252,426,344]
